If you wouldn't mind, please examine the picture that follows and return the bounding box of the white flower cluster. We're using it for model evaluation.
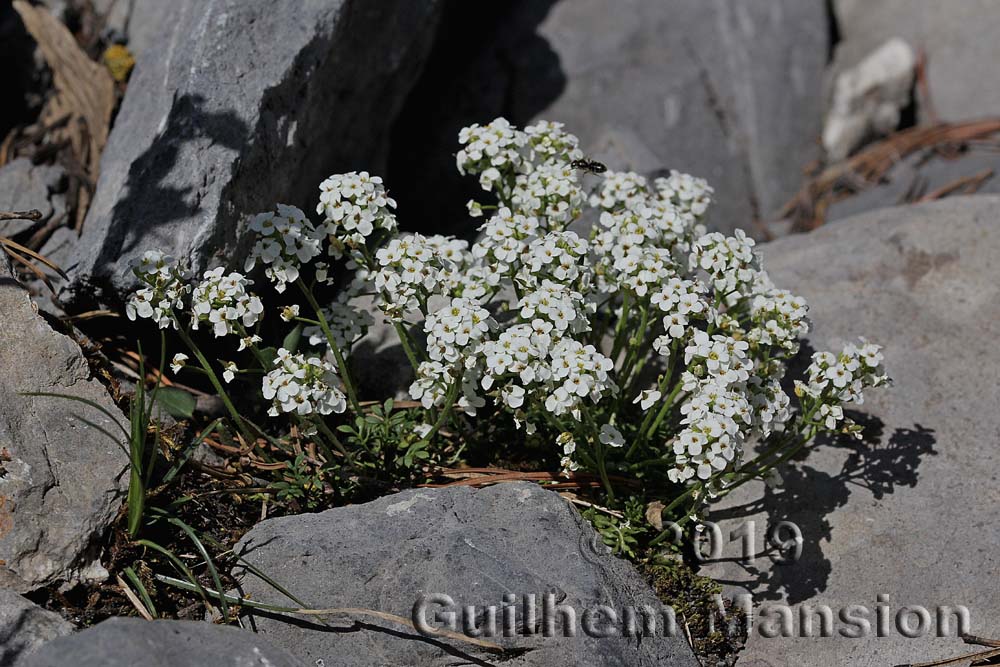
[654,170,713,218]
[690,230,758,304]
[317,171,397,256]
[524,120,582,164]
[245,204,322,293]
[190,268,264,337]
[126,251,189,329]
[457,118,528,191]
[670,332,754,483]
[797,341,890,434]
[262,348,347,417]
[423,298,495,364]
[373,233,479,320]
[471,207,539,281]
[478,323,615,421]
[510,163,584,227]
[589,170,650,212]
[212,115,887,499]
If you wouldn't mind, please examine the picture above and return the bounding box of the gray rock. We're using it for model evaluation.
[391,0,827,238]
[831,0,1000,123]
[701,196,1000,665]
[0,588,73,667]
[347,304,412,402]
[18,617,303,667]
[535,0,827,232]
[822,38,916,161]
[0,159,66,238]
[0,255,128,592]
[233,482,699,666]
[59,0,442,307]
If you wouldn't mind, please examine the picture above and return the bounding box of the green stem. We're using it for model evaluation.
[581,409,616,503]
[594,442,616,503]
[628,359,683,460]
[616,304,650,392]
[295,278,361,413]
[175,325,255,443]
[610,292,632,363]
[422,381,460,443]
[393,322,423,373]
[313,418,357,467]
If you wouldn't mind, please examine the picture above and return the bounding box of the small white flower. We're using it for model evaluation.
[222,361,238,384]
[633,389,662,411]
[238,334,262,351]
[413,423,433,439]
[245,204,322,293]
[280,304,300,322]
[170,353,189,374]
[556,431,577,455]
[599,423,625,448]
[125,251,189,329]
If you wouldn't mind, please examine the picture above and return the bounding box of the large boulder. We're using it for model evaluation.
[233,482,699,666]
[18,617,302,667]
[390,0,828,237]
[56,0,442,307]
[0,255,127,592]
[702,196,1000,665]
[0,588,74,666]
[831,0,1000,123]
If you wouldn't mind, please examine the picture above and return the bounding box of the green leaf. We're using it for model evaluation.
[155,387,196,420]
[258,347,278,368]
[282,324,304,354]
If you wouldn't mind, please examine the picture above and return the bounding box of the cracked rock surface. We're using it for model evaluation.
[0,255,127,593]
[233,482,699,666]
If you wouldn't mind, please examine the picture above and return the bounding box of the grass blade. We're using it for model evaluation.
[123,566,158,618]
[167,517,230,619]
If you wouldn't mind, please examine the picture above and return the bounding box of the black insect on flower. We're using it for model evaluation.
[570,158,608,174]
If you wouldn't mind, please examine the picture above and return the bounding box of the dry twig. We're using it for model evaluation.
[778,119,1000,231]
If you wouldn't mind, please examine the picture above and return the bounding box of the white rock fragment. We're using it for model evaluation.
[823,37,917,161]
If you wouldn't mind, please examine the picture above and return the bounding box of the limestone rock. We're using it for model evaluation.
[18,617,302,667]
[57,0,442,307]
[0,255,127,592]
[823,38,916,161]
[390,0,828,237]
[234,482,699,666]
[831,0,1000,123]
[702,196,1000,665]
[0,588,73,666]
[0,159,66,238]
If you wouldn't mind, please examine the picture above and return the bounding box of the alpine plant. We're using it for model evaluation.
[125,118,889,525]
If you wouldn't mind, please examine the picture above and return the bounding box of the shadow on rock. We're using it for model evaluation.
[102,94,249,264]
[387,0,566,238]
[712,416,937,606]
